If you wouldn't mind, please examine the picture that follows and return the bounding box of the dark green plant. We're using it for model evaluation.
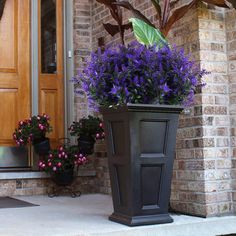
[13,114,52,146]
[38,145,87,173]
[69,115,105,140]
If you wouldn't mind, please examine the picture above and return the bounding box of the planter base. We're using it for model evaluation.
[109,212,173,226]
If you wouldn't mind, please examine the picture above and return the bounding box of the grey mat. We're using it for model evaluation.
[0,197,38,209]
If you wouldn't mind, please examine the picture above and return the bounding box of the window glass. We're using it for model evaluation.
[41,0,57,74]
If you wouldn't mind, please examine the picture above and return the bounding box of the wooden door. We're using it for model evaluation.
[0,0,30,147]
[38,0,64,147]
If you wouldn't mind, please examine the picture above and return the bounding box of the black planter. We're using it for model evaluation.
[33,138,50,156]
[51,167,75,186]
[77,135,95,155]
[101,104,183,226]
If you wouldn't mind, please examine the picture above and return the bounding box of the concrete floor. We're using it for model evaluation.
[0,194,236,236]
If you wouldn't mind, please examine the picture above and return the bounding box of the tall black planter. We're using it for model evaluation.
[101,104,183,226]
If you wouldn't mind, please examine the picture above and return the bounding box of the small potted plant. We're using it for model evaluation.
[38,145,87,186]
[69,115,105,155]
[13,114,52,155]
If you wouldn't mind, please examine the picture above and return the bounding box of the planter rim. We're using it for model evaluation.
[100,103,184,114]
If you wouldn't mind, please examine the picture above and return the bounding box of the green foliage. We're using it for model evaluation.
[38,145,87,173]
[13,114,52,146]
[69,115,104,140]
[129,18,167,47]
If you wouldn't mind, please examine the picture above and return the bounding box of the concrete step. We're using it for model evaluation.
[0,194,235,236]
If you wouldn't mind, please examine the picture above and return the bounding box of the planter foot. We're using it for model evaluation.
[48,186,81,198]
[109,212,173,226]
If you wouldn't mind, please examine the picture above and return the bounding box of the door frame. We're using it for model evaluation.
[31,0,74,137]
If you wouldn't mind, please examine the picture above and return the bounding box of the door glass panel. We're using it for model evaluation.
[41,0,57,74]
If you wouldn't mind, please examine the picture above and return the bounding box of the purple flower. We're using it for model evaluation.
[75,41,208,107]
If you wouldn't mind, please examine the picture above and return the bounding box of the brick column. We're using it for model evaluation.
[172,5,234,216]
[226,9,236,213]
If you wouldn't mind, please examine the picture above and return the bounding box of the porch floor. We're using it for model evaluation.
[0,194,235,236]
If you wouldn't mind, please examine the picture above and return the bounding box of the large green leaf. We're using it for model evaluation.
[129,18,167,47]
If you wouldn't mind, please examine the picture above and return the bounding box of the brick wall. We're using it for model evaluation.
[0,173,106,197]
[73,0,236,216]
[226,9,236,212]
[73,0,110,195]
[73,0,93,121]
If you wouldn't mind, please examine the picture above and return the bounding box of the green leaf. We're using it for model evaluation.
[129,18,167,47]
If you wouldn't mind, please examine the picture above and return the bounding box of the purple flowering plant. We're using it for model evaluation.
[78,41,207,108]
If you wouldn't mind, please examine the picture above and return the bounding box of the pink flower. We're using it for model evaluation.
[58,154,62,158]
[37,116,41,120]
[57,162,62,167]
[48,162,52,167]
[38,124,44,130]
[99,122,103,128]
[96,133,100,139]
[49,154,53,158]
[59,146,63,151]
[53,166,57,171]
